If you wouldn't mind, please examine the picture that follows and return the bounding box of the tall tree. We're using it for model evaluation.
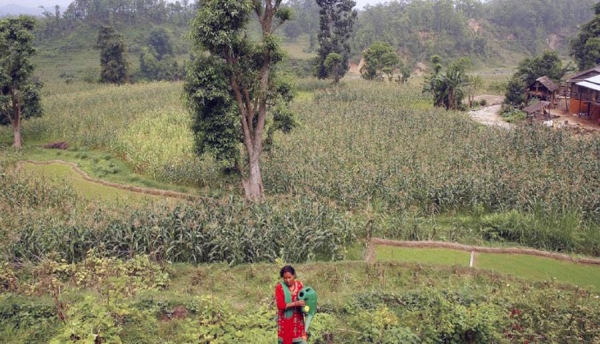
[96,25,129,84]
[315,0,357,81]
[570,2,600,71]
[0,16,42,148]
[185,0,296,201]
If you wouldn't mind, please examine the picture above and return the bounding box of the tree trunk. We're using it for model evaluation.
[13,122,22,148]
[242,154,263,201]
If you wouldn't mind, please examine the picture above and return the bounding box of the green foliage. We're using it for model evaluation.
[360,41,400,81]
[96,26,129,84]
[314,0,357,81]
[187,0,296,199]
[324,53,343,83]
[504,51,568,107]
[570,4,600,71]
[423,57,470,110]
[138,28,182,81]
[0,16,42,147]
[504,77,527,107]
[184,55,241,169]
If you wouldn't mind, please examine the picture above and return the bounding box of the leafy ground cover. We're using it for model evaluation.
[1,258,599,343]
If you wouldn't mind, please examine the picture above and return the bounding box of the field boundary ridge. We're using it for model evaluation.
[372,237,600,266]
[16,159,200,201]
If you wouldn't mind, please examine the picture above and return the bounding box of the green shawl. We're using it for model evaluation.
[280,282,294,319]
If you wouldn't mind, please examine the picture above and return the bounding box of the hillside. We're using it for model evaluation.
[25,0,599,74]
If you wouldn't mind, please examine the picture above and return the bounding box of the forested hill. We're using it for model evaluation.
[31,0,598,65]
[284,0,597,64]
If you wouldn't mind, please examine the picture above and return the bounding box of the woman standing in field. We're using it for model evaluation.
[275,265,307,344]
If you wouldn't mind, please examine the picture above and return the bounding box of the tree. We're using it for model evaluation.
[396,65,412,84]
[148,27,173,59]
[185,0,296,201]
[324,53,343,83]
[0,16,42,148]
[360,41,399,81]
[315,0,357,81]
[423,57,471,110]
[570,3,600,71]
[139,28,181,81]
[504,51,569,106]
[96,26,129,84]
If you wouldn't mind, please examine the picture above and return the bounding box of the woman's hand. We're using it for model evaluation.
[287,300,306,308]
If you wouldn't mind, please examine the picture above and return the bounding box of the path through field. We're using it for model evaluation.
[468,94,513,129]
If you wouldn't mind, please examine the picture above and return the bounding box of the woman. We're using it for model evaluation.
[275,265,307,344]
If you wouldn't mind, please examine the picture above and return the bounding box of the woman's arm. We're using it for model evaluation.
[275,284,304,310]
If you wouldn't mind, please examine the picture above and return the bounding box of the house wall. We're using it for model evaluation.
[569,98,600,118]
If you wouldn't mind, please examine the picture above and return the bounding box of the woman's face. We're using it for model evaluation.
[282,271,296,287]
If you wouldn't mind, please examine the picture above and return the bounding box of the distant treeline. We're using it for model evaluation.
[33,0,599,62]
[283,0,597,61]
[36,0,197,38]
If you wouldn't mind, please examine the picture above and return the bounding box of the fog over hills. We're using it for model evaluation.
[0,0,384,16]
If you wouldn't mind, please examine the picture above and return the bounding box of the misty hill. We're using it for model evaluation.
[0,4,44,16]
[29,0,600,71]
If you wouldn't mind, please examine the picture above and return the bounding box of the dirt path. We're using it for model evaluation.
[468,104,513,129]
[468,95,512,129]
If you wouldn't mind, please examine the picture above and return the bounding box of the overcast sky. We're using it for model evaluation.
[0,0,385,10]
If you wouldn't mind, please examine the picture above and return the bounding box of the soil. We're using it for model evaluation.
[469,95,600,134]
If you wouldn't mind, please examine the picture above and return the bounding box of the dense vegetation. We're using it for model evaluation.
[1,257,599,342]
[1,0,600,342]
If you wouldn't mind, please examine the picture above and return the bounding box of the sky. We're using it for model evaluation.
[1,0,386,10]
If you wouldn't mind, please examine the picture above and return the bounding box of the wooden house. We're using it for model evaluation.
[572,74,600,119]
[526,76,558,106]
[566,65,600,115]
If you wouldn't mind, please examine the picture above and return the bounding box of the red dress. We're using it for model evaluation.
[275,281,306,344]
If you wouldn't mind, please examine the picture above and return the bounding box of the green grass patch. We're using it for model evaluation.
[376,246,600,292]
[17,147,201,195]
[376,246,471,267]
[477,253,600,292]
[21,161,165,203]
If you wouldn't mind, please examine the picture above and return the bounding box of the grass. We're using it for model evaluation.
[20,161,166,203]
[281,34,316,60]
[375,246,600,292]
[14,146,202,195]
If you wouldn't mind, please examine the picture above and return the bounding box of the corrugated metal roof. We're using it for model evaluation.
[566,65,600,83]
[584,75,600,84]
[576,81,600,92]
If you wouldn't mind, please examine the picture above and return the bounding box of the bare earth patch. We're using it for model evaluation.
[468,104,512,129]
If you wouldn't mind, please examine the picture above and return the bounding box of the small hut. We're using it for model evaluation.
[526,76,558,106]
[523,101,551,119]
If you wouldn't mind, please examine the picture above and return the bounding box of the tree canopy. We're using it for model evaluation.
[315,0,357,82]
[504,51,568,107]
[570,2,600,71]
[185,0,296,201]
[360,41,400,81]
[0,16,42,148]
[96,26,129,84]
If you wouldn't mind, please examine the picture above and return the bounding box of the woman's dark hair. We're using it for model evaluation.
[280,265,296,278]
